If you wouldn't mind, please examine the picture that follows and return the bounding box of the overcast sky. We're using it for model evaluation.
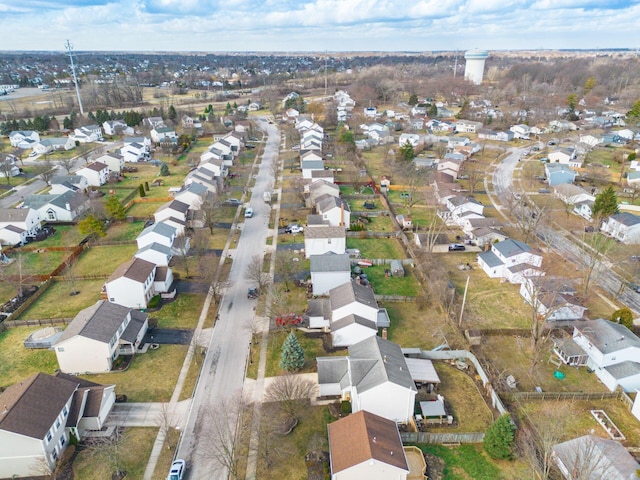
[1,0,639,53]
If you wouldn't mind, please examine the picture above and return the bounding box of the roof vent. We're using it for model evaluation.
[373,436,377,443]
[390,451,394,456]
[383,356,387,363]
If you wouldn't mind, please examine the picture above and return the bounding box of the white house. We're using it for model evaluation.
[154,199,190,225]
[50,175,89,195]
[9,130,40,148]
[103,120,133,136]
[318,336,417,423]
[34,137,75,154]
[571,319,640,392]
[329,280,380,348]
[0,373,114,478]
[54,301,149,374]
[477,238,543,283]
[70,125,102,143]
[304,226,346,259]
[510,124,531,140]
[310,253,351,296]
[0,208,42,246]
[316,196,351,228]
[600,212,640,244]
[0,154,20,178]
[443,195,484,225]
[327,410,409,480]
[134,242,172,267]
[22,190,88,223]
[553,435,640,480]
[150,126,177,143]
[302,159,325,180]
[105,257,157,309]
[398,133,420,148]
[519,277,586,321]
[174,182,208,211]
[306,298,331,329]
[76,161,109,187]
[455,120,483,134]
[94,153,125,174]
[136,222,177,250]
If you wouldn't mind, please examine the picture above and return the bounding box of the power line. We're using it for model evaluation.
[65,40,84,115]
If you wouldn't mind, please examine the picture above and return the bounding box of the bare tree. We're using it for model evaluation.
[579,232,616,295]
[244,254,270,293]
[83,427,127,479]
[173,233,191,278]
[274,250,302,292]
[198,394,252,479]
[155,403,178,450]
[58,156,78,174]
[464,167,485,195]
[33,156,56,186]
[201,192,221,234]
[264,373,316,423]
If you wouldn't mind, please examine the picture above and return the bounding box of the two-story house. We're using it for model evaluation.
[0,208,42,246]
[94,153,125,174]
[310,253,351,296]
[76,161,110,187]
[600,212,640,244]
[316,196,351,228]
[304,226,346,259]
[54,301,149,374]
[105,257,157,309]
[9,130,40,148]
[136,222,177,250]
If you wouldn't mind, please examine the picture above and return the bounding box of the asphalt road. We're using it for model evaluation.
[491,143,640,314]
[176,118,279,479]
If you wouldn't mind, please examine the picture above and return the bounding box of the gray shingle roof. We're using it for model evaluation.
[139,221,177,240]
[493,238,533,258]
[478,250,503,268]
[610,212,640,226]
[574,319,640,354]
[310,253,350,273]
[0,208,31,223]
[331,313,376,333]
[330,280,378,311]
[304,225,345,239]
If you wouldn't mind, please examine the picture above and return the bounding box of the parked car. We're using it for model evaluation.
[627,283,640,293]
[538,188,551,194]
[244,207,254,218]
[246,144,256,149]
[29,151,37,157]
[285,224,303,234]
[224,198,242,206]
[248,287,259,299]
[167,459,185,480]
[448,243,466,251]
[363,201,376,209]
[584,226,595,233]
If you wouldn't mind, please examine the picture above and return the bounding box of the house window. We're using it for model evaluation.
[47,210,56,221]
[46,431,52,443]
[55,419,60,429]
[57,347,65,352]
[60,436,66,447]
[62,406,68,417]
[51,449,58,461]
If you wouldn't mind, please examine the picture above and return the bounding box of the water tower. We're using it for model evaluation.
[464,49,489,85]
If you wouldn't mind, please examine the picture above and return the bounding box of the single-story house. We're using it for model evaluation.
[477,238,543,283]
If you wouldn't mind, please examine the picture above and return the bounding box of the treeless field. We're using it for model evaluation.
[0,326,58,388]
[70,244,137,277]
[17,279,104,320]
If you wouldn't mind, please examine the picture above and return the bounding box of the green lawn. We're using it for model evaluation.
[0,326,59,389]
[103,220,146,242]
[125,200,165,218]
[81,345,188,402]
[152,293,206,329]
[384,301,461,350]
[73,428,157,480]
[364,264,420,296]
[2,250,68,277]
[17,279,104,320]
[0,281,19,305]
[346,237,406,259]
[71,245,138,277]
[32,225,86,247]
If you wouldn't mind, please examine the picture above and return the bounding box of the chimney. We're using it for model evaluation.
[382,328,387,339]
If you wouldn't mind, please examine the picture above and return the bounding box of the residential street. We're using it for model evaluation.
[175,118,279,479]
[490,145,640,314]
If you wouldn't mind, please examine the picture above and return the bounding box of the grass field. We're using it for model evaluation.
[346,237,406,259]
[33,225,86,247]
[152,293,206,329]
[364,264,420,296]
[2,249,69,277]
[125,200,166,218]
[73,428,157,480]
[17,279,104,320]
[70,244,138,277]
[102,220,146,242]
[0,326,59,389]
[81,344,188,402]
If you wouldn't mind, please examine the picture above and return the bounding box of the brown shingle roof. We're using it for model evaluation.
[328,410,408,474]
[108,257,155,283]
[0,373,78,439]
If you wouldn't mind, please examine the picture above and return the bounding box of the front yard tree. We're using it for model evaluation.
[592,185,619,221]
[33,156,55,185]
[244,254,270,293]
[78,214,106,239]
[264,373,316,422]
[279,332,305,372]
[57,156,77,174]
[484,414,516,460]
[398,141,415,162]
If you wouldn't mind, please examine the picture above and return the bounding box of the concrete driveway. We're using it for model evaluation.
[105,400,191,428]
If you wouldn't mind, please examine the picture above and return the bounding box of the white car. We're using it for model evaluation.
[285,224,303,234]
[244,207,254,218]
[167,459,185,480]
[29,151,37,157]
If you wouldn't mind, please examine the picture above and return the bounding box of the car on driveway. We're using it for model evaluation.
[284,224,303,234]
[167,459,185,480]
[448,243,466,251]
[223,198,242,206]
[627,283,640,293]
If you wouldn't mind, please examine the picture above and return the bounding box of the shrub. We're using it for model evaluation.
[138,184,146,197]
[483,414,516,460]
[610,307,634,330]
[340,400,352,415]
[147,295,161,309]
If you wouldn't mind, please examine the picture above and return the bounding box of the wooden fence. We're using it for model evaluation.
[504,391,622,402]
[3,278,53,320]
[375,295,415,302]
[346,231,401,239]
[1,317,72,329]
[401,431,485,444]
[477,328,532,337]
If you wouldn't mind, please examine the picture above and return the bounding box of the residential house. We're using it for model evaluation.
[459,216,504,236]
[437,156,464,180]
[54,301,149,374]
[9,130,40,148]
[553,184,595,221]
[519,277,586,321]
[150,126,177,143]
[22,190,88,223]
[94,153,125,174]
[302,159,325,180]
[103,120,133,136]
[306,298,332,329]
[154,199,189,234]
[318,336,417,423]
[455,120,483,134]
[0,373,113,478]
[0,154,20,178]
[70,125,102,143]
[300,150,323,163]
[307,180,340,208]
[627,171,640,186]
[316,196,351,228]
[282,91,300,108]
[469,227,508,247]
[34,137,75,154]
[76,161,109,187]
[477,238,543,283]
[50,175,88,195]
[0,208,42,246]
[304,226,346,259]
[477,129,514,142]
[510,124,531,140]
[311,169,335,184]
[310,253,351,296]
[120,141,149,163]
[105,257,157,309]
[143,116,165,129]
[548,148,579,166]
[327,410,409,480]
[134,242,172,267]
[600,212,640,244]
[545,163,577,187]
[364,107,378,118]
[398,133,420,148]
[136,221,177,250]
[550,119,577,132]
[553,435,640,480]
[443,195,484,225]
[579,135,602,148]
[329,280,383,348]
[570,319,640,392]
[173,182,208,211]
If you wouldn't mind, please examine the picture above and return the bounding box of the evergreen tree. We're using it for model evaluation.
[399,141,415,161]
[428,103,438,117]
[279,332,305,372]
[138,184,146,197]
[78,214,106,239]
[610,307,634,330]
[483,414,516,460]
[592,185,619,221]
[168,105,177,121]
[408,94,419,105]
[159,163,170,176]
[104,195,127,220]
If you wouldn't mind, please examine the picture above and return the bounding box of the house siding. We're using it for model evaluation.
[333,460,407,480]
[56,336,113,374]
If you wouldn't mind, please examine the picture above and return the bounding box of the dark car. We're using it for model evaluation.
[627,283,640,293]
[246,144,256,149]
[248,287,259,299]
[363,201,376,210]
[448,243,466,251]
[223,198,242,206]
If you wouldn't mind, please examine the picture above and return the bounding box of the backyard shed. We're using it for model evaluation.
[390,259,405,277]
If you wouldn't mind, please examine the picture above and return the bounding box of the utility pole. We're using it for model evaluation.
[458,276,470,327]
[324,51,328,96]
[65,40,84,115]
[453,50,458,78]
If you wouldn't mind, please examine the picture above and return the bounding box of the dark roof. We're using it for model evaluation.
[304,225,346,239]
[330,280,378,311]
[306,298,331,319]
[493,238,533,258]
[0,208,31,223]
[108,257,155,283]
[610,212,640,226]
[120,310,148,343]
[0,373,78,439]
[310,253,350,273]
[331,313,376,333]
[328,410,408,474]
[56,301,147,344]
[83,161,108,172]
